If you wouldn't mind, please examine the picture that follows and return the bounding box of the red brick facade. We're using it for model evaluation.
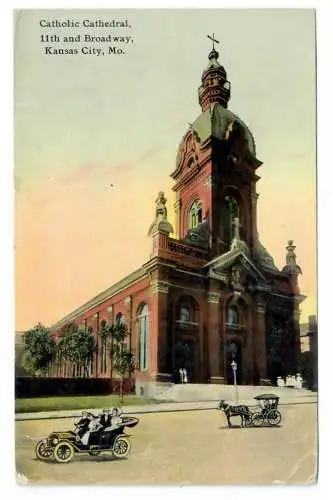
[50,47,304,392]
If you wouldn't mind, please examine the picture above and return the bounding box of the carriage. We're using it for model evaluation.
[218,393,282,428]
[251,394,282,427]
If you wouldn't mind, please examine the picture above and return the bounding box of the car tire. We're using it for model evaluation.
[113,437,131,458]
[53,442,74,463]
[35,440,53,460]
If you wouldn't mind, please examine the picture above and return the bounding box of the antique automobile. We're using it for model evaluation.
[250,394,282,427]
[35,412,139,463]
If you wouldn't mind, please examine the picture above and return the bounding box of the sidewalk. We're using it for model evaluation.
[15,392,317,422]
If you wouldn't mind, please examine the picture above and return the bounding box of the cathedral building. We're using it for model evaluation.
[51,43,305,396]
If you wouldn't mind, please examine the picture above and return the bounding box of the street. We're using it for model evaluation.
[15,403,317,485]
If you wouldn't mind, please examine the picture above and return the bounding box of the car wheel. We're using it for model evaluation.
[113,437,131,458]
[35,440,53,460]
[54,442,74,463]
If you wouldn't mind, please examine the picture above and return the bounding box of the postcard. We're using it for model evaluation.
[15,8,317,485]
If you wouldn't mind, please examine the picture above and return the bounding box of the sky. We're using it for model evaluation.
[14,8,316,331]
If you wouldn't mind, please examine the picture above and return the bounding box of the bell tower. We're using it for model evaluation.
[171,36,263,260]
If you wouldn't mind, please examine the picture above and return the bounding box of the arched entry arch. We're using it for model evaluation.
[173,295,201,382]
[223,294,250,385]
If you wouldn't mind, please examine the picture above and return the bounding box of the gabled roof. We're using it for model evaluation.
[203,247,267,282]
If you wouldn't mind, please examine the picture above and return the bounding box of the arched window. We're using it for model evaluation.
[137,304,149,371]
[189,200,202,229]
[115,313,125,325]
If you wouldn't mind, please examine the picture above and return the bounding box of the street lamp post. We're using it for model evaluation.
[231,360,238,404]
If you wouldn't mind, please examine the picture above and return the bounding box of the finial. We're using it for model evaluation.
[148,191,174,236]
[207,33,220,60]
[207,33,219,51]
[282,240,302,276]
[286,240,296,265]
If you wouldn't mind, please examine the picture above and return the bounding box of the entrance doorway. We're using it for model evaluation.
[226,340,242,385]
[174,338,195,382]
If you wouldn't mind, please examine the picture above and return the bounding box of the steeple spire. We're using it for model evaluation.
[198,35,231,111]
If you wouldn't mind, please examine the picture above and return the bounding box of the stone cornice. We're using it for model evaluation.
[207,292,221,304]
[150,280,170,295]
[50,266,147,329]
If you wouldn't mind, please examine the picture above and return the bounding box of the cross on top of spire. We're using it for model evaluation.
[207,33,220,51]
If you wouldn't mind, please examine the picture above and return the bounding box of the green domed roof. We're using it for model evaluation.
[176,103,257,165]
[254,240,278,271]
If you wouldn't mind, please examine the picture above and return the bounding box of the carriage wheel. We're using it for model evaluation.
[53,442,74,463]
[267,409,282,426]
[252,413,264,427]
[35,440,53,460]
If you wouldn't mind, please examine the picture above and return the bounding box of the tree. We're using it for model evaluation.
[56,322,96,377]
[99,320,135,400]
[114,348,136,402]
[70,327,96,377]
[22,323,56,376]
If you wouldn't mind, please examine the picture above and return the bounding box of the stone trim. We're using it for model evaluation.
[256,304,266,314]
[208,268,228,282]
[150,280,169,295]
[124,296,132,307]
[207,292,221,304]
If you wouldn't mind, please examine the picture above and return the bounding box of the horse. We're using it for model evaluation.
[218,400,252,428]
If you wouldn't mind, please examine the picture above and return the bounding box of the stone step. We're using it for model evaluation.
[154,383,315,402]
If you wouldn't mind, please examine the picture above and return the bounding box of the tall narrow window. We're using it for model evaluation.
[138,304,149,371]
[189,200,202,229]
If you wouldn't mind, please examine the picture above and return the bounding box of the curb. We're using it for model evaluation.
[15,397,317,422]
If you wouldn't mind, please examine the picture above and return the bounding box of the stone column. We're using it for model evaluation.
[124,296,132,349]
[207,291,224,384]
[251,191,259,248]
[291,305,301,373]
[174,196,182,238]
[94,312,100,377]
[254,299,268,383]
[150,280,170,380]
